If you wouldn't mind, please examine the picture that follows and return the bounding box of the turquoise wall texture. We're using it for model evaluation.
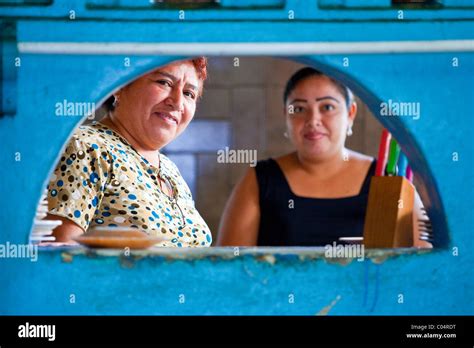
[0,0,473,315]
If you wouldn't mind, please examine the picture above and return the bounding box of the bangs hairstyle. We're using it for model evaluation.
[103,57,208,112]
[283,67,354,108]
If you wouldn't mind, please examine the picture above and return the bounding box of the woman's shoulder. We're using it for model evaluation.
[346,150,375,176]
[66,122,127,158]
[159,153,180,174]
[69,122,112,147]
[273,152,295,166]
[347,149,374,162]
[347,150,375,166]
[254,156,283,173]
[273,151,374,166]
[253,155,290,185]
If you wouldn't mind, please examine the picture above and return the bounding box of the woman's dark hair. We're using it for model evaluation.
[102,57,208,113]
[283,67,354,108]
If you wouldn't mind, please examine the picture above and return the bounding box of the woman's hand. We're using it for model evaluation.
[44,214,84,243]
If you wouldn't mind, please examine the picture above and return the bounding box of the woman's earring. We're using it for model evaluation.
[347,125,353,137]
[283,131,289,139]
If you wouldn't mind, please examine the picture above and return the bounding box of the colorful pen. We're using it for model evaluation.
[375,129,392,176]
[398,151,409,177]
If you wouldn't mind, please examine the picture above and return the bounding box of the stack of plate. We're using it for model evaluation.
[30,190,62,244]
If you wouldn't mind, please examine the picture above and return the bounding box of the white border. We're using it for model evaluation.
[17,40,474,55]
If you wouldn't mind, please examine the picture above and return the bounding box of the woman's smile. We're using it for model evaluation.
[153,111,179,126]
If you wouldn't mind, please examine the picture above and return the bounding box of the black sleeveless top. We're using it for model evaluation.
[255,158,376,246]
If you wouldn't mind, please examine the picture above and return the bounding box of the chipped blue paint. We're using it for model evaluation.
[0,1,473,315]
[0,248,471,315]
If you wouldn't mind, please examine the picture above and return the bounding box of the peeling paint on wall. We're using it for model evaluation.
[317,295,342,316]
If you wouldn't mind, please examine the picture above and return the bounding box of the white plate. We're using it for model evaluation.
[30,236,56,242]
[33,220,62,227]
[31,229,54,236]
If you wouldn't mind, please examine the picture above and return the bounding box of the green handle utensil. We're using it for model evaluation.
[386,138,401,176]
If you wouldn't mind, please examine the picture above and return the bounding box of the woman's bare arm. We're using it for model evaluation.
[217,167,261,246]
[44,214,85,244]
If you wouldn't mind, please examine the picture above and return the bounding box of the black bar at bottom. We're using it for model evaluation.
[0,315,472,346]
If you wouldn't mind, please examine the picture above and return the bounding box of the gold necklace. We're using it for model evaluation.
[157,153,172,196]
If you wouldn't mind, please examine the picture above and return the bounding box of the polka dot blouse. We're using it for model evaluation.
[47,122,212,247]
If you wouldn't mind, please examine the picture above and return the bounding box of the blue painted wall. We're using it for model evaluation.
[0,1,473,315]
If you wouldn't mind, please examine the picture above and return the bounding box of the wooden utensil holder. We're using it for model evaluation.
[363,176,415,248]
